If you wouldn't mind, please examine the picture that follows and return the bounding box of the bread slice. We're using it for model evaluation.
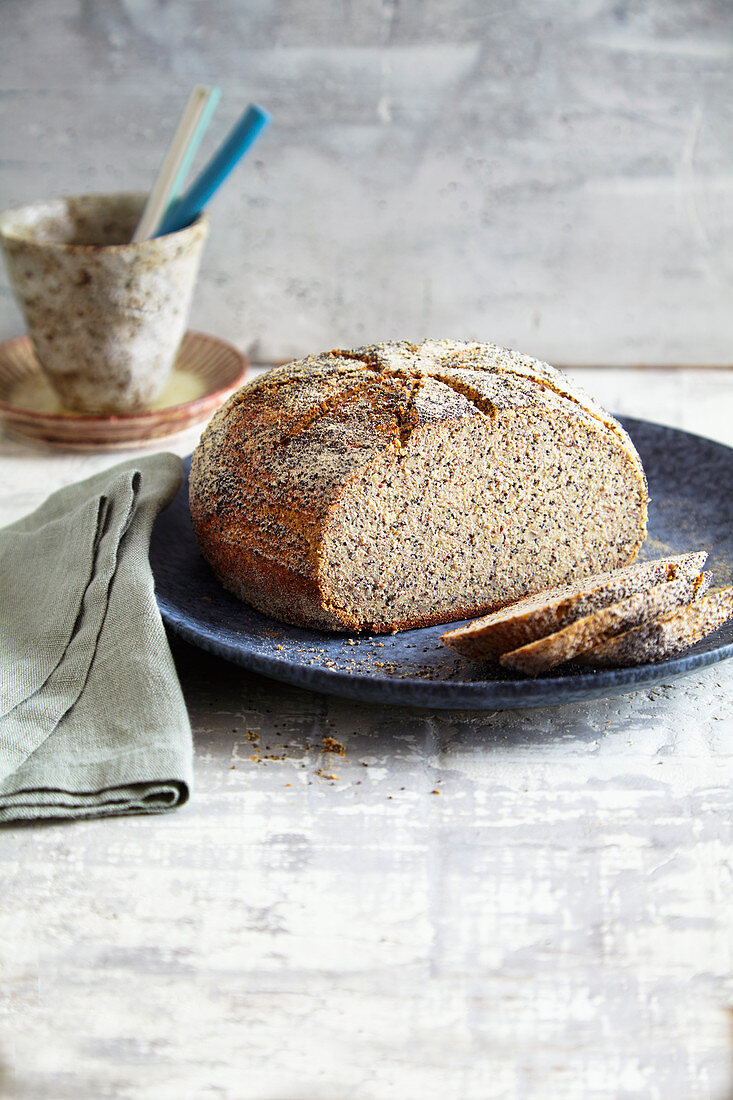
[574,585,733,669]
[499,571,711,676]
[441,551,707,660]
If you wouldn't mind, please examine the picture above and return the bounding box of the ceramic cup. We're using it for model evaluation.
[0,192,208,415]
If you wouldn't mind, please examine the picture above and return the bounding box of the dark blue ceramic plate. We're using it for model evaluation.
[150,417,733,709]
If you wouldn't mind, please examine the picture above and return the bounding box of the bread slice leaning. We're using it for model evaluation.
[441,551,707,661]
[500,571,711,676]
[574,586,733,669]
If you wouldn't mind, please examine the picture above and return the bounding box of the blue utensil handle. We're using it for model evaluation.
[157,103,271,236]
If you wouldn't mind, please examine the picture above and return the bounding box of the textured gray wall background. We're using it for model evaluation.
[1,0,732,364]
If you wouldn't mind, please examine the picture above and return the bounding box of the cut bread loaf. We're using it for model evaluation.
[190,340,648,633]
[442,551,706,660]
[499,570,711,676]
[574,586,733,668]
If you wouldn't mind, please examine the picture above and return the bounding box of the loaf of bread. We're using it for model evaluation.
[189,340,649,633]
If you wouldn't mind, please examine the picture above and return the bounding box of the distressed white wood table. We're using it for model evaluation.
[1,368,732,1100]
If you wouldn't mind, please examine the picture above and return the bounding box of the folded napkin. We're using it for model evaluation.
[0,454,193,824]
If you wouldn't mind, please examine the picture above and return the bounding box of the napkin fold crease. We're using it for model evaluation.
[0,454,193,824]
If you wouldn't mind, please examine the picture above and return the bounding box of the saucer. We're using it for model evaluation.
[0,331,247,450]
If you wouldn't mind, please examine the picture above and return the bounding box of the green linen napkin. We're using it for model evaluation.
[0,454,192,824]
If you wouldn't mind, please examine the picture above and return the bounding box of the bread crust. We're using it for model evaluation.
[189,340,649,633]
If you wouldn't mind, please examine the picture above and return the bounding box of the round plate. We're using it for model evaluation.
[0,331,247,450]
[150,418,733,710]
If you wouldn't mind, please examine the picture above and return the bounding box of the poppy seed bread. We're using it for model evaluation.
[442,551,706,661]
[499,570,711,676]
[574,585,733,668]
[189,339,649,633]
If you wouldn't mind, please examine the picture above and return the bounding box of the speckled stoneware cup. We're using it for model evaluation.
[0,192,208,414]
